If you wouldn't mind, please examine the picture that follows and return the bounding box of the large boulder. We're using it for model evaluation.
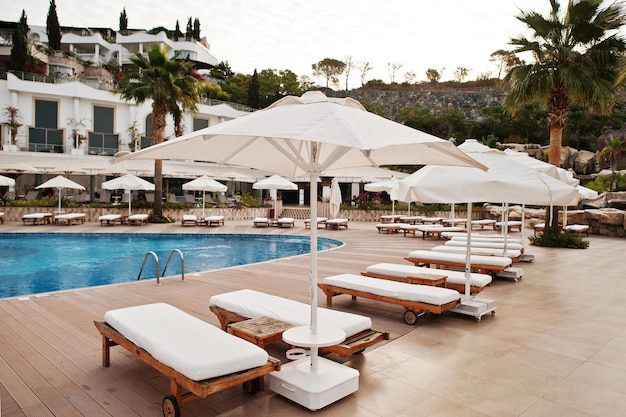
[561,147,578,170]
[584,208,624,225]
[574,150,597,175]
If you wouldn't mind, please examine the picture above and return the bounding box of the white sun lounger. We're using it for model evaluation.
[495,220,523,232]
[204,215,225,226]
[276,217,295,227]
[253,217,270,227]
[400,224,465,239]
[363,262,492,294]
[325,218,349,229]
[304,217,327,229]
[405,249,515,275]
[318,273,460,324]
[98,214,123,226]
[470,219,497,230]
[209,289,389,357]
[54,212,86,226]
[181,214,198,226]
[22,212,52,225]
[444,239,524,251]
[431,245,523,261]
[95,303,280,416]
[127,213,149,225]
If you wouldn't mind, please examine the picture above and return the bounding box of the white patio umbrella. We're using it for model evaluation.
[253,174,297,218]
[182,176,227,217]
[0,174,16,187]
[329,177,342,219]
[36,175,86,213]
[394,161,579,299]
[117,91,485,381]
[102,174,155,216]
[364,177,400,218]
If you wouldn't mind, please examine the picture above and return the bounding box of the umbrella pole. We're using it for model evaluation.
[58,187,62,213]
[202,191,206,218]
[310,173,319,370]
[128,190,132,216]
[464,202,472,301]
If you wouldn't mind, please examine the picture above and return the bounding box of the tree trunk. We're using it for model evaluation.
[153,159,163,217]
[547,120,564,231]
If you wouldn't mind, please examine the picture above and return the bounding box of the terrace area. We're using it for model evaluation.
[0,220,624,416]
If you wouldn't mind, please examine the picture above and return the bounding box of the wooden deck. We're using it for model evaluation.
[1,220,625,416]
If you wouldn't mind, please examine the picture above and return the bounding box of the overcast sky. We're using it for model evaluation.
[7,1,568,87]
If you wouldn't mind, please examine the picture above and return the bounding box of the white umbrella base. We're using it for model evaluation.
[269,356,359,410]
[495,267,524,281]
[450,297,497,322]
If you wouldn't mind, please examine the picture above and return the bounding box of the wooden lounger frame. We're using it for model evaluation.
[209,305,388,357]
[100,216,123,226]
[22,214,52,225]
[317,282,459,325]
[360,271,485,295]
[404,256,510,275]
[54,214,86,226]
[94,320,281,417]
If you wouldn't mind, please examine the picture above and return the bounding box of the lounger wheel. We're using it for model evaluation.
[403,310,422,325]
[162,395,180,417]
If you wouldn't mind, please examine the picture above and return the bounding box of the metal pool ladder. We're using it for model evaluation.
[137,250,185,285]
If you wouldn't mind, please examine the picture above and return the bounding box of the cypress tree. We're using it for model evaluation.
[119,8,128,33]
[192,18,200,39]
[247,69,260,109]
[185,17,192,39]
[9,24,30,71]
[46,0,61,50]
[174,21,182,39]
[19,9,29,33]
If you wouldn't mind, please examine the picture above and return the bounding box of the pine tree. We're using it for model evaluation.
[19,9,29,33]
[247,69,260,109]
[192,18,200,39]
[46,0,61,50]
[119,8,128,33]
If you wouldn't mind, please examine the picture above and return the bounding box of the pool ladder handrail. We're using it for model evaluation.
[162,249,185,281]
[137,250,185,285]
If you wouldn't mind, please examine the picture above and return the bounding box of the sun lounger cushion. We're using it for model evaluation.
[128,214,148,222]
[104,303,268,381]
[444,240,523,250]
[277,217,294,227]
[99,214,121,221]
[431,245,522,259]
[22,213,51,220]
[209,289,371,338]
[366,263,492,289]
[253,217,269,226]
[407,249,512,268]
[323,274,460,306]
[448,235,520,243]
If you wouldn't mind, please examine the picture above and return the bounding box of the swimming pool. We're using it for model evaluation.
[0,233,342,299]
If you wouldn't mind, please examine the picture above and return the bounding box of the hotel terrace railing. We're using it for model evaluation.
[1,70,254,112]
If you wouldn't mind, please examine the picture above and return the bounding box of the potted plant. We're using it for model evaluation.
[2,106,23,151]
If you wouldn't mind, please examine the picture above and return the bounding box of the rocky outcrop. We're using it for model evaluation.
[574,150,597,175]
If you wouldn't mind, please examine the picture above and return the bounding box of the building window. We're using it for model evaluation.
[140,114,153,149]
[88,106,119,156]
[29,99,63,152]
[193,118,209,131]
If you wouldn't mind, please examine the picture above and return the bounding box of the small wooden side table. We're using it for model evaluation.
[405,273,447,287]
[228,317,293,350]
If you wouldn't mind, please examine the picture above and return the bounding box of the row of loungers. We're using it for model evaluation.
[96,254,501,415]
[181,214,225,226]
[22,212,86,226]
[99,213,149,226]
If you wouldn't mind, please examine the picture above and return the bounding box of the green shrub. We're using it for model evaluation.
[529,230,589,249]
[238,193,262,208]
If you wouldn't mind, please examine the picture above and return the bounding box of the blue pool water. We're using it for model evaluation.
[0,233,342,299]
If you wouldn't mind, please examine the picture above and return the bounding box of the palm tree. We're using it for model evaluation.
[503,0,626,230]
[117,45,200,217]
[599,135,626,192]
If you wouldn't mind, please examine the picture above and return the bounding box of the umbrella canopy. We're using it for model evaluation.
[117,91,486,372]
[182,176,227,217]
[36,175,86,213]
[102,174,155,215]
[253,174,298,191]
[253,174,298,219]
[0,161,40,173]
[364,177,400,218]
[0,174,16,187]
[329,178,342,219]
